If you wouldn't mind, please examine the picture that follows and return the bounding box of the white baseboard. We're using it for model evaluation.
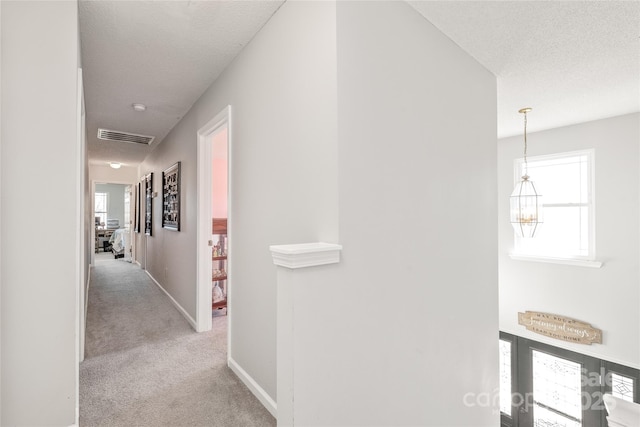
[142,270,277,420]
[85,266,91,325]
[145,271,198,331]
[228,357,277,418]
[81,266,91,362]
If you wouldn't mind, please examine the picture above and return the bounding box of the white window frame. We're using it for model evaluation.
[95,192,108,228]
[509,149,601,268]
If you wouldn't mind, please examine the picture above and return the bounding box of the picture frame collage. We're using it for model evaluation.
[162,162,181,231]
[136,161,181,235]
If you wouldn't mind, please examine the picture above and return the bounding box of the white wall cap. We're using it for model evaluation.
[270,242,342,269]
[604,394,640,427]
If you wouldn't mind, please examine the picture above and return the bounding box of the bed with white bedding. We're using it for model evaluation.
[109,228,129,260]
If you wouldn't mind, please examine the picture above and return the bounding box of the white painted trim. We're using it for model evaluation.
[74,67,84,426]
[270,242,342,269]
[509,253,603,268]
[0,4,3,420]
[90,180,95,266]
[145,271,198,330]
[228,357,277,418]
[78,69,87,365]
[196,126,213,332]
[226,109,233,367]
[196,105,231,334]
[84,266,91,338]
[604,394,640,427]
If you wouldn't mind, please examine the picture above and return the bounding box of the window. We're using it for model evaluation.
[499,332,640,427]
[513,150,594,261]
[500,339,513,416]
[532,350,582,427]
[124,186,131,230]
[604,361,638,404]
[95,192,108,227]
[611,373,635,402]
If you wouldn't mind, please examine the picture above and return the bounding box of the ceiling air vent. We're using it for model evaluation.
[97,128,155,145]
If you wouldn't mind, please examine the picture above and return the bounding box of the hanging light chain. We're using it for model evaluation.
[511,106,541,238]
[519,107,532,178]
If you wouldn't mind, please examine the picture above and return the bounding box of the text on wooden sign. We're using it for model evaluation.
[518,311,602,345]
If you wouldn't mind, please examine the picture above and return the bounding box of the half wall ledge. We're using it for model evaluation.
[269,242,342,269]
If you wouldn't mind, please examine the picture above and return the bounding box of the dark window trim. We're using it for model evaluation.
[603,360,639,403]
[499,331,640,427]
[500,331,517,427]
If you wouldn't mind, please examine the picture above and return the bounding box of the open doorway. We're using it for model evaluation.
[93,182,134,264]
[211,127,229,318]
[197,105,232,353]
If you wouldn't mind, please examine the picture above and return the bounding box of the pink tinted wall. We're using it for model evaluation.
[212,127,228,219]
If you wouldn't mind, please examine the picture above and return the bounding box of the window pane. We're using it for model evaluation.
[513,151,592,259]
[580,157,588,202]
[499,339,512,415]
[532,350,582,421]
[516,206,588,257]
[579,206,588,254]
[124,187,131,230]
[611,373,634,402]
[95,193,108,227]
[95,193,107,213]
[534,405,581,427]
[520,154,588,205]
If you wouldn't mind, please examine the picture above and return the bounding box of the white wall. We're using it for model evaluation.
[0,2,3,419]
[136,4,499,423]
[499,113,640,368]
[1,1,79,424]
[287,2,498,425]
[135,0,338,402]
[90,163,138,184]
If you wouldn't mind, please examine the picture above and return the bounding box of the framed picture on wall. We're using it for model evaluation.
[144,173,153,236]
[162,162,180,231]
[134,181,141,233]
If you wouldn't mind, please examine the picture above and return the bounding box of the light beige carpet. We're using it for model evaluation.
[80,258,275,427]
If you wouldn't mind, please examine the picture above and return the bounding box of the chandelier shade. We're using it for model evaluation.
[511,107,542,238]
[510,175,543,238]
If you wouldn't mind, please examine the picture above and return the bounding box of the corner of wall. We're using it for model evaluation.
[0,1,3,421]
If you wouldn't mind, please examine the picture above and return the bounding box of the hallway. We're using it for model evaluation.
[80,255,275,426]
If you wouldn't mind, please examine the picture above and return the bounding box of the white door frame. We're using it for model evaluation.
[76,69,86,425]
[196,105,232,346]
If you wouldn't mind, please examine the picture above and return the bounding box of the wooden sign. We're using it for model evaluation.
[518,311,602,345]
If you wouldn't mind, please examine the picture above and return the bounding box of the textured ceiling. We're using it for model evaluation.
[81,1,640,168]
[79,0,284,166]
[408,0,640,138]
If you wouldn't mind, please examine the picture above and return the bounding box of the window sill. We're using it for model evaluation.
[509,254,603,268]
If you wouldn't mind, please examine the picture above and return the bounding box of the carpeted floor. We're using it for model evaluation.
[80,256,276,427]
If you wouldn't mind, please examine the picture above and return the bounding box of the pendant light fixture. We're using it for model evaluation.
[510,107,543,238]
